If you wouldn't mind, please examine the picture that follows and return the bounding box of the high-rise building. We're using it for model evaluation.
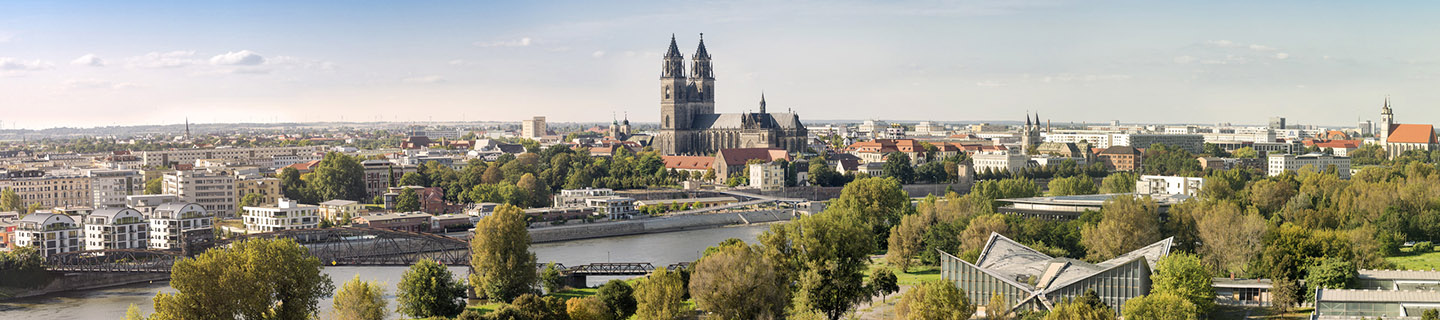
[1269,117,1286,129]
[163,169,236,217]
[521,116,547,138]
[88,169,141,209]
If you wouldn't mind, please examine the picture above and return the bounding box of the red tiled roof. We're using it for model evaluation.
[1388,124,1438,144]
[663,156,714,170]
[1099,146,1142,156]
[716,148,789,166]
[1307,140,1361,149]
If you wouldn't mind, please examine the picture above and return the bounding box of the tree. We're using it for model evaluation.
[1270,276,1302,312]
[470,204,538,302]
[1080,195,1161,261]
[279,167,308,202]
[540,262,564,294]
[396,188,421,212]
[1232,146,1259,159]
[566,296,612,320]
[333,275,388,320]
[635,267,688,320]
[1306,257,1357,294]
[703,167,717,182]
[1043,290,1114,320]
[894,280,975,320]
[986,293,1012,320]
[960,214,1010,254]
[1425,309,1439,320]
[517,173,549,207]
[1098,172,1137,193]
[760,209,875,320]
[151,238,335,320]
[0,188,22,214]
[483,166,504,185]
[1150,252,1214,314]
[397,259,467,319]
[921,222,966,265]
[829,177,910,247]
[690,242,787,319]
[144,177,163,195]
[597,280,638,320]
[1047,175,1097,196]
[1193,201,1265,276]
[308,152,367,201]
[510,294,569,320]
[1121,292,1199,320]
[887,213,928,272]
[124,303,146,320]
[399,172,426,186]
[883,152,916,184]
[867,267,900,301]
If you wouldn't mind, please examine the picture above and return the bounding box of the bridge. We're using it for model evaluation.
[549,262,691,288]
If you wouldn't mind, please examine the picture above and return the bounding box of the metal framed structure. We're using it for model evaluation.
[46,249,185,273]
[228,227,470,266]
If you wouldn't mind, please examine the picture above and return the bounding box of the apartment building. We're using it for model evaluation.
[1136,175,1206,197]
[163,169,236,217]
[361,160,417,197]
[140,146,325,168]
[1268,153,1352,179]
[318,199,362,222]
[236,177,282,207]
[126,194,179,216]
[521,116,547,138]
[88,169,142,208]
[243,198,319,233]
[0,170,93,209]
[84,208,148,250]
[748,162,786,191]
[14,211,82,257]
[148,202,214,250]
[553,188,616,208]
[972,151,1031,174]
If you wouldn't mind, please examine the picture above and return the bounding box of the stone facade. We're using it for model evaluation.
[652,35,808,155]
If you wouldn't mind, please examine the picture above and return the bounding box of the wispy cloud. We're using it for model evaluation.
[71,54,106,67]
[402,75,445,84]
[64,78,141,90]
[591,51,606,58]
[0,58,53,76]
[210,50,266,66]
[125,51,201,68]
[975,80,1006,87]
[474,37,532,47]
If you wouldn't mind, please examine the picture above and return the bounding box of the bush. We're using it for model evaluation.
[1417,241,1435,254]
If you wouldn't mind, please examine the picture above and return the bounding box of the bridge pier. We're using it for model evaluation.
[563,275,587,289]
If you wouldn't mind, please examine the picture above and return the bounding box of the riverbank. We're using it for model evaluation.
[528,209,795,243]
[1,271,170,301]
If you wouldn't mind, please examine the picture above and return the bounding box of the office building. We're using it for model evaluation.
[139,146,325,168]
[1135,175,1205,197]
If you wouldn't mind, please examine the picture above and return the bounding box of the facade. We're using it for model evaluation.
[1312,269,1440,319]
[1214,278,1273,307]
[585,196,639,219]
[652,35,808,155]
[748,162,786,191]
[846,139,926,165]
[940,233,1173,316]
[1097,146,1144,172]
[1378,97,1439,159]
[235,177,282,208]
[318,199,363,222]
[126,194,179,216]
[361,160,418,197]
[1135,175,1205,197]
[242,198,320,233]
[140,146,324,167]
[713,148,789,181]
[352,212,431,232]
[148,202,213,250]
[0,170,93,209]
[553,188,616,208]
[1268,153,1351,179]
[84,208,148,250]
[88,169,141,208]
[521,116,548,138]
[1114,134,1204,154]
[972,151,1030,175]
[163,169,237,217]
[997,193,1189,220]
[14,212,82,257]
[662,155,714,176]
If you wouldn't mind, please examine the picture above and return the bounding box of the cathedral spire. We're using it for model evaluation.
[1025,112,1031,127]
[759,92,767,114]
[694,33,710,59]
[666,34,683,58]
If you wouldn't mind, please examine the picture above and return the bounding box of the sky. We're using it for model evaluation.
[3,0,1440,129]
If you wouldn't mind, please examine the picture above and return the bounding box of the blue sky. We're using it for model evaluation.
[2,0,1439,129]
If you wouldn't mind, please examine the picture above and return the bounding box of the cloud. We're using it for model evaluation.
[1042,73,1132,83]
[402,75,445,84]
[126,51,200,68]
[0,58,53,76]
[1249,44,1277,52]
[71,54,106,67]
[592,51,606,58]
[1204,40,1241,48]
[1274,52,1290,60]
[1173,55,1197,64]
[448,59,475,66]
[209,50,266,66]
[975,80,1006,87]
[267,56,336,69]
[474,37,532,47]
[64,78,141,90]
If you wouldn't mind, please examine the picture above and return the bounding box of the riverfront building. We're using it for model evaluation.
[939,233,1173,316]
[14,211,82,257]
[163,169,237,217]
[84,208,148,250]
[148,202,213,250]
[87,169,142,209]
[242,198,320,233]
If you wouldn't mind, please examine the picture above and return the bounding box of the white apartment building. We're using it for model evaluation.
[972,151,1031,174]
[85,208,148,250]
[14,211,82,257]
[148,202,214,250]
[243,198,320,233]
[1268,153,1352,179]
[585,196,638,219]
[1043,130,1119,147]
[139,146,325,167]
[163,169,236,217]
[126,194,180,216]
[1135,175,1206,197]
[521,116,548,138]
[859,120,888,135]
[553,188,616,208]
[88,169,142,208]
[749,162,786,191]
[1113,134,1205,154]
[914,122,944,136]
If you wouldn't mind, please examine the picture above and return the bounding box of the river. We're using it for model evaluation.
[0,224,773,320]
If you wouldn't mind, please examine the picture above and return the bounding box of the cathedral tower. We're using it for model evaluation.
[661,35,690,130]
[690,33,715,116]
[1381,95,1394,142]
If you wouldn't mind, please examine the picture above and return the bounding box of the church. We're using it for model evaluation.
[1378,96,1439,159]
[653,34,809,156]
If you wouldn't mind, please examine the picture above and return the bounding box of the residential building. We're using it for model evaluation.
[431,213,473,232]
[148,202,213,251]
[1113,134,1204,154]
[939,233,1174,316]
[635,196,738,208]
[1268,153,1351,179]
[163,169,237,217]
[845,139,925,164]
[126,194,179,216]
[361,160,418,197]
[586,196,639,219]
[352,212,431,233]
[713,148,789,182]
[236,177,282,208]
[0,221,15,252]
[1305,140,1361,157]
[243,198,320,233]
[139,146,325,167]
[14,211,82,257]
[0,170,93,209]
[662,156,714,176]
[1096,146,1144,172]
[88,169,141,208]
[972,151,1030,175]
[749,162,786,191]
[914,121,943,136]
[522,116,548,138]
[84,208,148,250]
[1135,175,1205,197]
[318,199,362,222]
[553,188,615,208]
[1377,97,1439,159]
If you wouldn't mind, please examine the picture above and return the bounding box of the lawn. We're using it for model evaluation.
[1386,246,1440,270]
[863,258,942,286]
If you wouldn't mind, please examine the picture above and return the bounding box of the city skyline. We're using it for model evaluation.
[3,0,1440,129]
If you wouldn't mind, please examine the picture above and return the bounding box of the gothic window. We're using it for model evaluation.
[665,86,671,99]
[665,115,671,127]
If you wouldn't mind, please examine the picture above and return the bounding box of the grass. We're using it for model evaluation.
[863,258,942,286]
[1386,246,1440,270]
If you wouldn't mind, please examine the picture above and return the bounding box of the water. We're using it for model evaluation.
[0,224,772,320]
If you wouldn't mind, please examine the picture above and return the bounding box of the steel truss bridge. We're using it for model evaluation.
[44,227,689,277]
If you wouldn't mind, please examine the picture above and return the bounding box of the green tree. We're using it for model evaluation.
[1098,172,1138,193]
[151,238,335,320]
[469,204,538,302]
[144,178,163,195]
[867,267,900,301]
[887,213,928,272]
[690,242,787,319]
[540,263,564,294]
[333,275,388,320]
[894,280,975,320]
[703,167,717,182]
[399,172,426,187]
[123,303,146,320]
[308,152,367,201]
[635,267,688,320]
[986,293,1012,320]
[396,188,421,212]
[0,188,22,214]
[1121,292,1199,320]
[761,209,875,320]
[1043,290,1114,320]
[566,296,613,320]
[1080,195,1161,261]
[597,280,637,320]
[1193,201,1265,276]
[960,214,1010,254]
[1424,309,1439,320]
[279,167,308,202]
[509,294,569,320]
[396,259,467,319]
[1232,146,1259,159]
[1150,252,1214,314]
[1047,175,1097,196]
[883,152,917,184]
[829,177,909,247]
[1306,257,1357,294]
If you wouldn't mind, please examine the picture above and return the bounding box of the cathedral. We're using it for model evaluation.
[653,34,809,156]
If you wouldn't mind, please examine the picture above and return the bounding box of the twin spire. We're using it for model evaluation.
[663,34,712,80]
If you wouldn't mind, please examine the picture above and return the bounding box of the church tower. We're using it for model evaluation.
[1381,95,1394,143]
[661,35,690,130]
[759,93,767,114]
[690,33,715,116]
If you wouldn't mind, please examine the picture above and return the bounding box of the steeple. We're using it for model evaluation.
[759,92,767,114]
[1025,113,1032,127]
[1381,95,1394,142]
[662,34,685,79]
[623,112,629,125]
[184,117,190,140]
